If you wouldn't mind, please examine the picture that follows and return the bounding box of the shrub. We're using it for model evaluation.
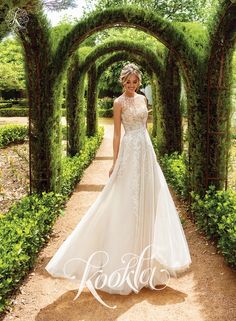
[0,125,28,148]
[97,97,113,110]
[0,108,28,117]
[190,185,236,267]
[61,126,104,195]
[0,192,67,312]
[97,97,114,117]
[98,108,113,117]
[159,151,188,199]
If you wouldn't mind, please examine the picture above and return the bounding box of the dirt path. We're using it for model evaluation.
[1,122,236,321]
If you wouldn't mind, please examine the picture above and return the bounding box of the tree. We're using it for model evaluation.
[83,0,218,23]
[0,38,25,92]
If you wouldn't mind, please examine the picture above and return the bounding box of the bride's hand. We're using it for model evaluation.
[109,164,115,177]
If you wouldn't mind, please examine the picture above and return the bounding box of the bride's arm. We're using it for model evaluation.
[145,96,148,129]
[112,99,122,167]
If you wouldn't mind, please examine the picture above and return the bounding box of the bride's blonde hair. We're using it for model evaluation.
[119,63,142,89]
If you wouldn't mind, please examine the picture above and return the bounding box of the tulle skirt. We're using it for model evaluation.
[45,126,192,296]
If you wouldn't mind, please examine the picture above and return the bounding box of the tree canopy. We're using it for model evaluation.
[82,0,219,23]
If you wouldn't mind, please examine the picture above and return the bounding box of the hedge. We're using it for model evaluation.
[0,108,67,117]
[0,125,104,313]
[0,125,28,148]
[190,186,236,268]
[0,192,67,313]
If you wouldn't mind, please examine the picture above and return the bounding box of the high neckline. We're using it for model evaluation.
[123,93,138,99]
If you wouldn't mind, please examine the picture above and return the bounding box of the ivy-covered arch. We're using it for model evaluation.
[52,6,197,87]
[78,40,164,77]
[206,0,236,190]
[157,50,182,156]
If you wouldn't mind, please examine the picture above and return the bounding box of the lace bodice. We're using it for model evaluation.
[117,93,148,132]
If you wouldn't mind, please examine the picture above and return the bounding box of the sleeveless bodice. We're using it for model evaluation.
[118,93,148,132]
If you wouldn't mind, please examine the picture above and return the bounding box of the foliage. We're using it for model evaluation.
[50,19,75,52]
[0,108,28,117]
[97,97,113,110]
[172,21,209,60]
[158,51,182,155]
[97,97,114,117]
[0,125,103,313]
[190,185,236,267]
[0,191,67,312]
[97,51,154,98]
[0,124,28,148]
[76,39,164,100]
[203,0,236,191]
[94,28,165,53]
[80,25,164,98]
[17,7,63,193]
[66,53,86,156]
[82,0,216,23]
[159,150,189,199]
[0,38,25,92]
[61,126,104,195]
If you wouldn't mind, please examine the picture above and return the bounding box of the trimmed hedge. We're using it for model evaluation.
[0,192,67,312]
[190,186,236,268]
[0,124,82,149]
[0,108,28,117]
[0,125,28,148]
[97,97,114,117]
[97,97,113,110]
[98,108,113,117]
[158,151,189,200]
[0,103,13,109]
[0,108,66,117]
[61,126,104,195]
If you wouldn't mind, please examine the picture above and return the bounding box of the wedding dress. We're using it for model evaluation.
[45,92,192,301]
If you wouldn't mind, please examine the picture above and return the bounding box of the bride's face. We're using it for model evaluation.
[123,74,139,95]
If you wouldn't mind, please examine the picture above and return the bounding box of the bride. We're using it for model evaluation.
[45,63,192,308]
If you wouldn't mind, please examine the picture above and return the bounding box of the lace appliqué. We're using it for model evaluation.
[115,94,150,218]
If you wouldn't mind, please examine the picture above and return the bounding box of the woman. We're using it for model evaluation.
[45,63,192,308]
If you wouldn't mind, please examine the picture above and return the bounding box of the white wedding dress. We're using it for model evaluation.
[45,92,192,298]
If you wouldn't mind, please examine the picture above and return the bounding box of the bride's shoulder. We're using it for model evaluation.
[137,93,148,104]
[137,93,146,99]
[115,94,124,101]
[113,95,124,107]
[112,96,123,113]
